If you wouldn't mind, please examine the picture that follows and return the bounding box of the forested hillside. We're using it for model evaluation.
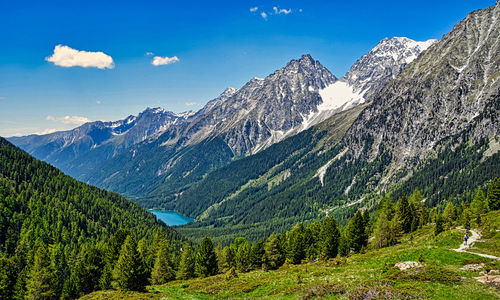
[0,137,182,298]
[85,179,500,299]
[168,3,500,243]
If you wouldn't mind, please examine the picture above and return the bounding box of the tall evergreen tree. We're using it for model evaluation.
[487,177,500,210]
[177,242,195,280]
[347,210,368,253]
[112,235,148,291]
[49,243,66,298]
[287,223,305,264]
[409,189,427,227]
[195,236,218,277]
[320,216,340,259]
[77,245,105,295]
[249,240,265,270]
[235,240,252,272]
[262,233,281,271]
[0,257,17,300]
[373,211,391,248]
[338,229,350,257]
[150,240,175,285]
[443,201,456,227]
[435,213,444,236]
[395,195,413,233]
[218,246,235,272]
[26,245,55,300]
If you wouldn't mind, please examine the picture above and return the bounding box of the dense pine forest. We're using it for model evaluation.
[1,134,499,299]
[0,138,183,298]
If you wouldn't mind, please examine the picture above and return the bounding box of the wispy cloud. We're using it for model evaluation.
[46,115,91,125]
[96,100,102,105]
[46,45,114,69]
[252,6,295,20]
[145,52,154,56]
[273,6,291,15]
[185,102,199,106]
[152,56,180,66]
[34,128,58,135]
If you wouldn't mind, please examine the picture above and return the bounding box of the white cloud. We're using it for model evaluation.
[46,45,114,69]
[250,7,258,12]
[96,100,102,105]
[46,115,91,125]
[185,102,199,106]
[152,56,180,66]
[145,52,154,56]
[273,6,291,15]
[260,12,268,20]
[34,128,58,135]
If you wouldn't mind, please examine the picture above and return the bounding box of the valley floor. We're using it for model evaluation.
[82,221,500,299]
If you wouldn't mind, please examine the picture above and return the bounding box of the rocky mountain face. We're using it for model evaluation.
[344,37,438,102]
[171,3,499,241]
[342,2,500,185]
[8,107,192,178]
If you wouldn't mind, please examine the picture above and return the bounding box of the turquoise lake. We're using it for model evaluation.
[150,210,194,226]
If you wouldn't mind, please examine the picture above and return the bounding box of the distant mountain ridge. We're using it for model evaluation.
[8,107,193,178]
[8,36,438,208]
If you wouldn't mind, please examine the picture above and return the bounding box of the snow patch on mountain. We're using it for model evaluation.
[318,81,365,112]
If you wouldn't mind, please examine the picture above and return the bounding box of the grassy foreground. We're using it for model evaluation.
[82,218,500,300]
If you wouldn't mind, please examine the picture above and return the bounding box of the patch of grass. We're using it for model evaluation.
[83,212,500,299]
[387,265,461,285]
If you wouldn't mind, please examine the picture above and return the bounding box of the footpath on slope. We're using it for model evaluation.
[452,229,500,261]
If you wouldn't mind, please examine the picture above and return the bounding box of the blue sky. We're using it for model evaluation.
[0,0,494,137]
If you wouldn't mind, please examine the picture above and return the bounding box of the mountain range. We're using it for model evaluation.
[8,36,438,206]
[7,3,500,242]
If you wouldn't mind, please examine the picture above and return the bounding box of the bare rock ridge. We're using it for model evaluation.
[340,2,500,188]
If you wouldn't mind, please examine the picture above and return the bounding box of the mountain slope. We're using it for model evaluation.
[0,136,183,297]
[79,38,434,205]
[173,3,500,241]
[7,107,193,179]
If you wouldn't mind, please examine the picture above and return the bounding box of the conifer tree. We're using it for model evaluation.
[287,223,306,264]
[235,241,252,272]
[150,240,175,285]
[443,201,456,227]
[338,229,350,257]
[471,189,487,215]
[347,210,368,253]
[177,242,195,280]
[0,257,17,299]
[49,243,66,298]
[373,211,391,248]
[262,233,281,271]
[137,238,152,273]
[487,177,500,210]
[78,245,105,294]
[195,236,218,277]
[362,210,370,233]
[112,235,148,291]
[395,195,413,233]
[249,240,265,270]
[409,189,427,227]
[320,216,340,259]
[435,213,444,236]
[218,246,235,272]
[26,245,55,299]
